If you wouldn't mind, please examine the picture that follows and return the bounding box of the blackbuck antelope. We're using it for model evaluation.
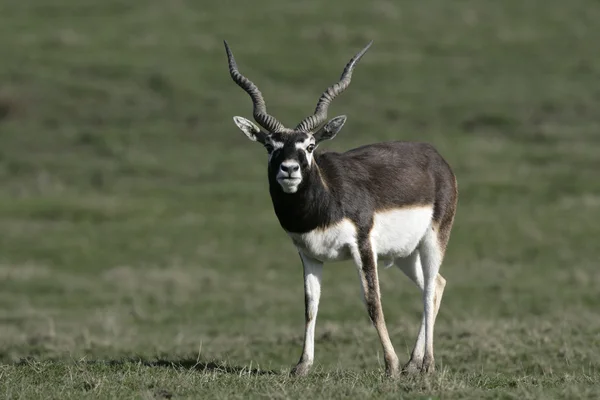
[223,40,458,377]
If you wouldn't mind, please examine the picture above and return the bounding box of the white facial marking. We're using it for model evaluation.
[295,137,316,166]
[277,160,302,193]
[269,140,284,150]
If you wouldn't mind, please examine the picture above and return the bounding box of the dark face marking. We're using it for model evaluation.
[265,132,317,194]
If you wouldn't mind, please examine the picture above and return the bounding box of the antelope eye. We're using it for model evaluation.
[265,144,274,153]
[307,144,315,153]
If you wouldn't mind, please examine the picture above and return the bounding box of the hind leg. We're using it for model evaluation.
[418,228,445,373]
[396,249,446,373]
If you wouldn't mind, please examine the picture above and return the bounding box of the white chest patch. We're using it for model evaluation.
[287,206,434,265]
[287,219,358,263]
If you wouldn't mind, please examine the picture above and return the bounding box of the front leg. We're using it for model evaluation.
[353,242,399,378]
[290,251,323,377]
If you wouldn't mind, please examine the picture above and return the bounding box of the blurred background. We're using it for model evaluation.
[1,0,599,397]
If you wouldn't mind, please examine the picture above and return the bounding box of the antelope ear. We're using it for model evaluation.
[313,115,347,143]
[233,116,268,144]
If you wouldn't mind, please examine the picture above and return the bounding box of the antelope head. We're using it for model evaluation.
[224,40,372,194]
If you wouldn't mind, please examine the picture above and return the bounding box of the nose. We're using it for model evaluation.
[280,163,300,173]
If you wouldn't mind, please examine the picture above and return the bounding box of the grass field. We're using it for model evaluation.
[1,0,600,398]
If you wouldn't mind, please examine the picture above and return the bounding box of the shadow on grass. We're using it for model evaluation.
[13,357,278,376]
[136,358,278,376]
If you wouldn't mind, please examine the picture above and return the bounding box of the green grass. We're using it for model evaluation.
[1,0,600,398]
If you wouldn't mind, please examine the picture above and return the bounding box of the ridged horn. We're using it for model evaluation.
[224,40,287,133]
[295,41,373,133]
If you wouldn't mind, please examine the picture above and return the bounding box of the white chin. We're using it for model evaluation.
[278,179,301,193]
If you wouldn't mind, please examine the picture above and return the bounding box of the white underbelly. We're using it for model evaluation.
[370,206,434,264]
[287,206,434,264]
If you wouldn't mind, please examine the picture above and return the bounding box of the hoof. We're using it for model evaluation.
[385,366,400,379]
[421,357,435,374]
[290,362,312,377]
[401,360,422,375]
[384,357,400,378]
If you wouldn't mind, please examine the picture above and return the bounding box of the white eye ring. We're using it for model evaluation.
[307,144,315,153]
